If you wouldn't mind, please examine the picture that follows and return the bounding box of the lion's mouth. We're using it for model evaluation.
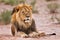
[24,18,31,23]
[24,20,30,22]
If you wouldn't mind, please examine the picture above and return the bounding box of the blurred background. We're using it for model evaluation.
[0,0,60,40]
[0,0,60,25]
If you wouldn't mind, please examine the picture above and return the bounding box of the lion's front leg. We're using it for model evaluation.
[28,19,45,38]
[16,32,28,38]
[11,24,17,36]
[28,19,39,38]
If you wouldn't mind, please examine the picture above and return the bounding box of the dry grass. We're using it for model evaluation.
[0,10,11,24]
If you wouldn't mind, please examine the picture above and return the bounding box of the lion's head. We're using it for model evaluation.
[12,4,33,28]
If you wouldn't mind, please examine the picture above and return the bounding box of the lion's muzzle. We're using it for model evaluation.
[24,17,31,23]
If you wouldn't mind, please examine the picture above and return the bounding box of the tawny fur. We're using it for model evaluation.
[11,4,41,37]
[11,4,56,38]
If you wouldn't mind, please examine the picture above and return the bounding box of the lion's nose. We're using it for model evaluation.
[26,16,29,17]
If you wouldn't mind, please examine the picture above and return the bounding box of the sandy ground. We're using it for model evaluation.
[0,23,60,40]
[0,0,60,40]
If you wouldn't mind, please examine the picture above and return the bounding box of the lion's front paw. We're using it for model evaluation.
[29,32,45,38]
[38,32,46,37]
[16,32,28,38]
[20,34,28,38]
[29,32,39,38]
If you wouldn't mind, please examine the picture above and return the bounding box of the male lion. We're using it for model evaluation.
[11,4,56,38]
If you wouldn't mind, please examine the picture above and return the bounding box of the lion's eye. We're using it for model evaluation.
[22,11,24,13]
[21,10,25,15]
[21,11,25,15]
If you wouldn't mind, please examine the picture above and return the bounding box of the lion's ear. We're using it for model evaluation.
[11,7,16,15]
[11,7,19,15]
[29,6,32,10]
